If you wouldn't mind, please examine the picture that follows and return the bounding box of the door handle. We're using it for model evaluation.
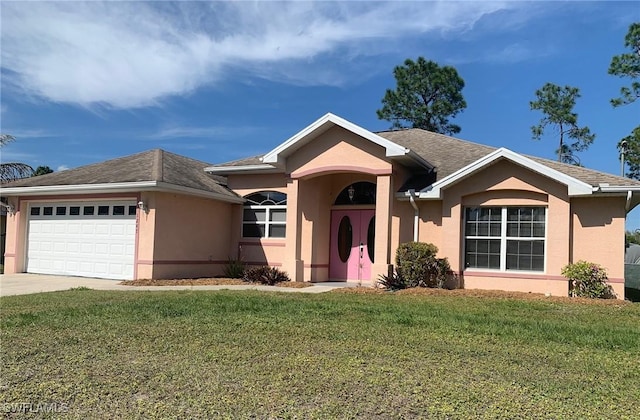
[360,242,364,259]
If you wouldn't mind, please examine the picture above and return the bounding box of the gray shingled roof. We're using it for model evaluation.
[214,155,264,167]
[2,149,240,199]
[378,128,640,188]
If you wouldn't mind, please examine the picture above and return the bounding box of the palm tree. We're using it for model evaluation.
[0,134,34,183]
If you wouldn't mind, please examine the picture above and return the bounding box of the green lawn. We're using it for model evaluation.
[1,290,639,419]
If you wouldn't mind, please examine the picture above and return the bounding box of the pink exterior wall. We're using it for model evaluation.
[571,196,626,298]
[136,191,156,279]
[2,196,25,274]
[407,159,626,298]
[288,126,392,178]
[226,173,288,267]
[227,127,395,283]
[282,128,393,282]
[143,192,235,279]
[2,191,236,280]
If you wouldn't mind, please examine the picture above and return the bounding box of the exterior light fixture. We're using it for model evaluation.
[348,185,355,202]
[137,201,148,213]
[0,202,15,215]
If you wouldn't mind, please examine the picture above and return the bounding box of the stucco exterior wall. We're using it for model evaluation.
[224,128,397,282]
[287,126,392,178]
[136,191,156,279]
[226,173,287,196]
[571,196,626,298]
[146,192,234,279]
[2,196,24,274]
[434,159,576,296]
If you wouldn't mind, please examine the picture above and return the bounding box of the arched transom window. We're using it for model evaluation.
[242,191,287,238]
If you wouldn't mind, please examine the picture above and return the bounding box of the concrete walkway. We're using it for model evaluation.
[0,273,362,297]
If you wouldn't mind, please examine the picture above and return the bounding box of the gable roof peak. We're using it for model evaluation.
[261,112,412,165]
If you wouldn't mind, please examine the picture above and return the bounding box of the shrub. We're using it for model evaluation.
[395,242,455,288]
[223,258,245,279]
[377,242,458,290]
[562,261,615,299]
[243,266,290,285]
[377,271,406,291]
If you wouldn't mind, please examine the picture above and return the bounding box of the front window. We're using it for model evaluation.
[465,207,545,272]
[242,191,287,238]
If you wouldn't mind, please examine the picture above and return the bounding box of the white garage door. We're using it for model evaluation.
[26,201,137,280]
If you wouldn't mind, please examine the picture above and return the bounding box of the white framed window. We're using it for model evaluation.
[242,191,287,238]
[464,206,546,272]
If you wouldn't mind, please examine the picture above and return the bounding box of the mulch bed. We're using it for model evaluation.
[119,278,312,288]
[119,279,628,304]
[332,286,632,305]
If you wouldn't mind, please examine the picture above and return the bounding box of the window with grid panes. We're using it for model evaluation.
[242,191,287,238]
[464,207,545,272]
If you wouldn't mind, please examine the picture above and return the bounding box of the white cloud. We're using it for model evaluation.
[56,165,70,172]
[3,129,54,139]
[148,125,262,140]
[1,1,528,109]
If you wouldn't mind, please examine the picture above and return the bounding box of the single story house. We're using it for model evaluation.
[3,113,640,298]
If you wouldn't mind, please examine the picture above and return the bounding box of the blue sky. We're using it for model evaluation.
[1,2,639,222]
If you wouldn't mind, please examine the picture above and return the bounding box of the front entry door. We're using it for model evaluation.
[329,210,375,281]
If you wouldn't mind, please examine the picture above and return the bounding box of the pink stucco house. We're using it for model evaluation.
[3,113,640,298]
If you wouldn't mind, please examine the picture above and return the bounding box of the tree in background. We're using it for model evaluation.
[530,83,595,164]
[609,22,640,178]
[377,57,466,135]
[0,134,34,183]
[33,166,54,176]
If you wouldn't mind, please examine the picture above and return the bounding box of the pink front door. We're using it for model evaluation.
[329,209,375,281]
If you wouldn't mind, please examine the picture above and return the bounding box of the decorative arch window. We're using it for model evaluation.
[334,181,376,205]
[242,191,287,238]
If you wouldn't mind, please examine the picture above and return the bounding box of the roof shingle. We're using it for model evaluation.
[2,149,240,199]
[377,128,640,188]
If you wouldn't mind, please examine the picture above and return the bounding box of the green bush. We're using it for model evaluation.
[223,258,245,278]
[242,266,290,285]
[378,242,458,290]
[562,261,615,299]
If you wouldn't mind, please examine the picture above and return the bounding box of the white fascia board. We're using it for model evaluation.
[204,164,283,175]
[595,186,640,194]
[0,181,244,204]
[0,181,158,196]
[262,113,408,164]
[417,147,593,199]
[403,150,435,170]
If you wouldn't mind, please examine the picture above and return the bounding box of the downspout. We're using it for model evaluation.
[408,189,419,242]
[625,190,633,212]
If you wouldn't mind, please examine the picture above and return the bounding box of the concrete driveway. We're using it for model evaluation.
[0,273,356,297]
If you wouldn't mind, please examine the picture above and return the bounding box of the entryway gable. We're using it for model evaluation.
[288,125,393,179]
[262,113,407,166]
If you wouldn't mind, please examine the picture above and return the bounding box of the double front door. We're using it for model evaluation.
[329,209,375,281]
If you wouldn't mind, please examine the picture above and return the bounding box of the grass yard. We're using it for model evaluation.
[1,290,639,419]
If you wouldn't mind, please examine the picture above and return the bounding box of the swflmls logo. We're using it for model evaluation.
[1,402,69,413]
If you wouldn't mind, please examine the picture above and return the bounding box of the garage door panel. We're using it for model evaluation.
[27,201,136,280]
[95,224,110,235]
[81,224,95,234]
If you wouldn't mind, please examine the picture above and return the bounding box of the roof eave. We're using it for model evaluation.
[594,185,640,194]
[204,164,284,175]
[415,148,594,199]
[0,181,244,204]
